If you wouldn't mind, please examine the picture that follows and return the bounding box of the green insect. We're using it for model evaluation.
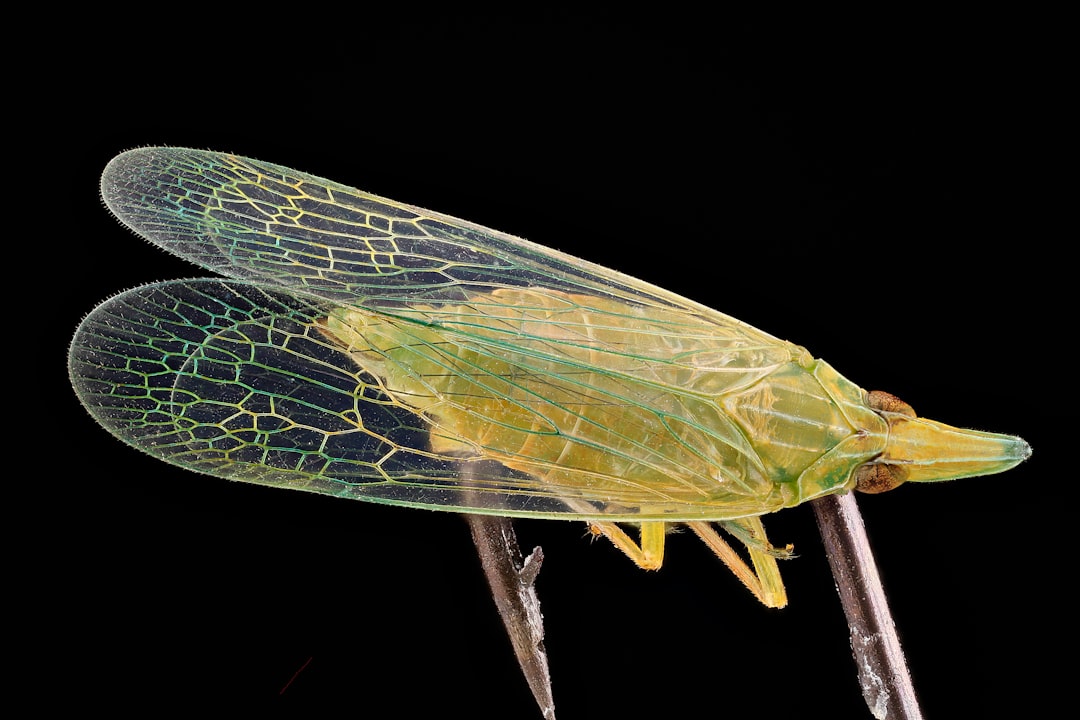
[70,148,1030,611]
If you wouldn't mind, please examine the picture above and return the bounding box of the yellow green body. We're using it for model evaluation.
[69,148,1030,608]
[325,289,889,520]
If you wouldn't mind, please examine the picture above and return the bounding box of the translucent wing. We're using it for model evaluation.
[99,148,772,320]
[71,148,816,521]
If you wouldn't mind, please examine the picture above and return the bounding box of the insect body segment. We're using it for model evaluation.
[320,286,864,518]
[70,148,1030,607]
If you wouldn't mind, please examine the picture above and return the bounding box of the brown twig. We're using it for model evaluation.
[811,492,923,720]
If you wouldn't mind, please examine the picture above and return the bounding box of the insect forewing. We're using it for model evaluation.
[72,149,814,521]
[100,148,761,319]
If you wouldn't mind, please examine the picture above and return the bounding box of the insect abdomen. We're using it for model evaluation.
[323,287,883,516]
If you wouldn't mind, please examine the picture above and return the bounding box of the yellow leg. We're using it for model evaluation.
[687,519,788,608]
[588,521,666,570]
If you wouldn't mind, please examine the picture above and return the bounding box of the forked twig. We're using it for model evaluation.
[466,513,555,720]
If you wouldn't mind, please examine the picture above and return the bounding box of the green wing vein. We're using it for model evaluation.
[70,148,813,521]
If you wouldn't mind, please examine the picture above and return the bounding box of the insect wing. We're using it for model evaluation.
[70,277,576,514]
[72,149,811,520]
[100,148,760,321]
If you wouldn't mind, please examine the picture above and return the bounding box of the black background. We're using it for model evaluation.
[41,10,1057,719]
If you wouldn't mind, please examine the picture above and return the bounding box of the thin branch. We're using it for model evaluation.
[811,492,924,720]
[466,513,556,720]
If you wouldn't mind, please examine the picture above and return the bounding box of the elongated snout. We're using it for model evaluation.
[879,414,1031,483]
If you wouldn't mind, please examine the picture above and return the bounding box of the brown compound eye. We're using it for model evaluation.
[867,390,916,417]
[854,462,909,494]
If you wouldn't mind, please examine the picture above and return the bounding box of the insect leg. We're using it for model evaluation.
[588,521,666,570]
[686,520,788,608]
